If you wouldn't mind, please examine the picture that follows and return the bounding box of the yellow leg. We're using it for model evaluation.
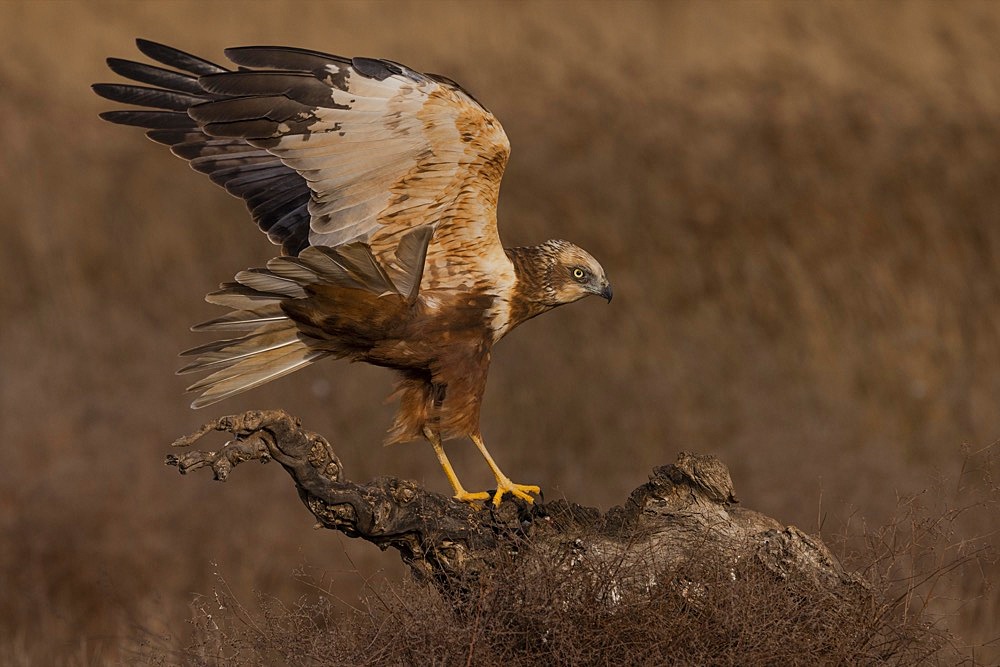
[471,433,541,507]
[424,427,489,504]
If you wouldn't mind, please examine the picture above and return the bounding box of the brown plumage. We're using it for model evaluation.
[95,40,612,505]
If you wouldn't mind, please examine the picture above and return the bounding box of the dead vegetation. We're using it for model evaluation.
[145,414,1000,666]
[129,442,994,667]
[162,555,937,666]
[2,1,1000,663]
[137,500,984,667]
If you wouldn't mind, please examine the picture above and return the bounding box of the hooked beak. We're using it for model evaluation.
[598,280,613,303]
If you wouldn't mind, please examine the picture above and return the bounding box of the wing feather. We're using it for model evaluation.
[96,40,314,254]
[135,37,227,76]
[106,57,207,95]
[97,40,514,290]
[223,45,352,71]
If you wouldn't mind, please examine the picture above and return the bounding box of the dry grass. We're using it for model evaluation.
[2,0,999,663]
[126,444,997,666]
[138,477,994,667]
[166,564,919,666]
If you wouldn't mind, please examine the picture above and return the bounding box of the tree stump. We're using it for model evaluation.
[166,409,866,602]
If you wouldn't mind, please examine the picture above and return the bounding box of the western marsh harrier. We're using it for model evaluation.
[95,40,612,506]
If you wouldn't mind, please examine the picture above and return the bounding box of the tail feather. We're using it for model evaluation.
[178,323,303,375]
[264,256,321,283]
[232,268,308,298]
[205,283,290,309]
[190,305,285,332]
[182,225,435,408]
[188,346,327,409]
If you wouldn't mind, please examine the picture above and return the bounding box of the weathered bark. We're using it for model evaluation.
[167,410,867,597]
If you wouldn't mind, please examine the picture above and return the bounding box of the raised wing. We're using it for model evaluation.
[95,39,513,292]
[95,40,314,255]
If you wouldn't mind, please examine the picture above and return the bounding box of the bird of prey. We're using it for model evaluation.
[94,40,612,506]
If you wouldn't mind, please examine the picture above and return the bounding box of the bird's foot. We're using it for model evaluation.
[453,489,491,504]
[490,478,541,507]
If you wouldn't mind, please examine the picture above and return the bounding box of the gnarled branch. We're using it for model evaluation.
[167,410,867,596]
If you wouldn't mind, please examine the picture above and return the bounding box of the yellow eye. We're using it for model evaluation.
[572,268,586,280]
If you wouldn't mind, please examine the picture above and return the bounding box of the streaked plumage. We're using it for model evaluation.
[95,40,612,505]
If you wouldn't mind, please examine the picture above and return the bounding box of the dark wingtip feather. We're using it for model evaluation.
[99,109,195,129]
[98,40,318,257]
[135,38,228,76]
[97,110,129,124]
[106,56,206,95]
[146,128,187,145]
[224,45,351,70]
[198,71,336,108]
[92,82,202,111]
[91,82,125,101]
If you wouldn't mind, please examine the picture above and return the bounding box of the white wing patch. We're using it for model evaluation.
[258,66,466,253]
[100,41,515,297]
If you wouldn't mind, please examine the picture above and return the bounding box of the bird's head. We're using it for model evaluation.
[539,239,613,306]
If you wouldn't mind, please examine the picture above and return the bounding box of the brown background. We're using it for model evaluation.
[1,1,998,662]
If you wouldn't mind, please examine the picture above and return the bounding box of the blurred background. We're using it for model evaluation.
[2,0,998,663]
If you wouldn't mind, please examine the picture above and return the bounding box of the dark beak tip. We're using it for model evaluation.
[602,284,613,303]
